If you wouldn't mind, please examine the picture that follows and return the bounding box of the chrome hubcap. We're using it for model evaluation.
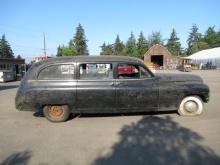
[184,101,198,113]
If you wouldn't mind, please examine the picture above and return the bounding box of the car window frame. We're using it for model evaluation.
[115,62,153,80]
[77,62,114,81]
[37,63,76,81]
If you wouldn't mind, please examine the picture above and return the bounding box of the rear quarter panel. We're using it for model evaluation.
[24,80,77,111]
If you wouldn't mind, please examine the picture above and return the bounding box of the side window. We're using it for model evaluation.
[38,64,74,80]
[117,64,139,79]
[79,63,113,80]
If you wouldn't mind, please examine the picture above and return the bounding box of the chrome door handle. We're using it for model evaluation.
[111,82,115,86]
[115,82,121,86]
[110,82,121,86]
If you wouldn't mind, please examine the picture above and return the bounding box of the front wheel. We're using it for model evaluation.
[178,96,204,116]
[43,105,70,122]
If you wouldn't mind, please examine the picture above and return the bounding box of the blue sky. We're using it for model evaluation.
[1,0,220,62]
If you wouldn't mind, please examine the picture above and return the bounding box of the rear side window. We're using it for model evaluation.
[38,64,74,80]
[79,63,113,80]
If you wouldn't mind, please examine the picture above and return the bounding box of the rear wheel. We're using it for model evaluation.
[43,105,70,122]
[178,96,204,116]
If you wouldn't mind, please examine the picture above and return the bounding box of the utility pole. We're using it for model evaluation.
[43,33,46,57]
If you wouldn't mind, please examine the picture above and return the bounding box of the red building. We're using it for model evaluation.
[32,56,52,63]
[144,44,179,69]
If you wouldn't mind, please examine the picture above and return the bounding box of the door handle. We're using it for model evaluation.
[115,82,121,85]
[110,82,121,86]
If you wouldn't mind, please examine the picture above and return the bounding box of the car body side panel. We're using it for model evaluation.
[158,81,183,111]
[177,82,209,102]
[76,80,116,112]
[115,78,159,112]
[158,81,210,111]
[24,80,77,111]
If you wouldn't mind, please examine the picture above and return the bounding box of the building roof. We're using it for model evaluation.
[187,47,220,60]
[0,58,25,64]
[32,55,52,63]
[144,44,173,57]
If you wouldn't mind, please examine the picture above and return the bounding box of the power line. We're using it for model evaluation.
[43,33,46,57]
[0,24,59,56]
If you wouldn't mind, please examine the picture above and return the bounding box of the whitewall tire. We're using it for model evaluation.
[178,96,204,116]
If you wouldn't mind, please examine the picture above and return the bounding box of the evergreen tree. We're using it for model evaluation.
[148,31,163,47]
[124,32,137,56]
[206,26,216,36]
[166,28,182,56]
[56,45,77,56]
[186,24,201,55]
[105,44,114,55]
[197,41,211,50]
[57,24,88,56]
[100,42,114,55]
[136,31,149,59]
[57,45,62,56]
[0,34,14,58]
[16,55,22,59]
[201,26,220,48]
[100,42,106,55]
[73,24,89,55]
[113,35,124,55]
[68,39,74,47]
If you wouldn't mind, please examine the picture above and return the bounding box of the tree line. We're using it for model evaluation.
[100,24,220,59]
[1,24,220,60]
[57,24,220,59]
[186,25,220,55]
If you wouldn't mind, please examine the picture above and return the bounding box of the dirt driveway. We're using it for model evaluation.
[0,70,220,165]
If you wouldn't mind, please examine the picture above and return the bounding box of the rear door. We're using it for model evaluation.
[76,63,116,112]
[115,63,158,112]
[28,63,76,109]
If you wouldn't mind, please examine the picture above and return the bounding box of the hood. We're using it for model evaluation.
[155,73,203,83]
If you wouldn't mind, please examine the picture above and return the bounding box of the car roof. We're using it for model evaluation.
[26,55,154,80]
[38,55,143,64]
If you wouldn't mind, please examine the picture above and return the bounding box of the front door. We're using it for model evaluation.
[115,63,158,112]
[76,63,116,112]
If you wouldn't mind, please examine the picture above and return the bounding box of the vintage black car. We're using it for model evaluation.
[15,56,209,122]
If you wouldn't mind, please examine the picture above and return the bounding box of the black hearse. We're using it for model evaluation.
[15,56,209,122]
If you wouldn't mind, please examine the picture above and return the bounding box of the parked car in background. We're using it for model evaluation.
[15,56,209,122]
[0,70,15,82]
[178,57,192,72]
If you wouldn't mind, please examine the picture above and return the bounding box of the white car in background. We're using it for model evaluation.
[0,70,15,82]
